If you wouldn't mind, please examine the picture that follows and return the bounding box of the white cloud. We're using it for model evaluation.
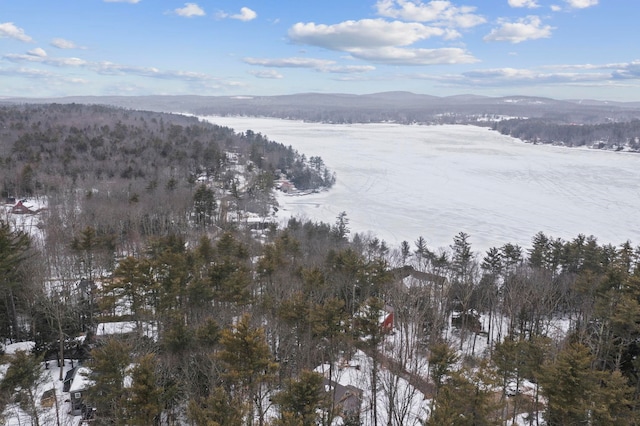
[414,60,640,86]
[412,68,612,88]
[0,66,88,84]
[92,62,157,76]
[4,52,87,67]
[348,46,478,65]
[609,61,640,80]
[51,38,84,49]
[217,7,257,21]
[1,50,244,95]
[27,48,47,58]
[289,19,450,51]
[249,70,283,79]
[327,64,377,73]
[3,50,229,84]
[231,7,257,22]
[0,22,33,42]
[550,5,562,11]
[564,0,597,8]
[484,16,553,43]
[244,57,336,69]
[243,57,376,73]
[174,3,205,18]
[287,18,477,66]
[461,68,611,85]
[508,0,539,8]
[0,67,52,78]
[375,0,485,28]
[411,62,640,88]
[542,61,629,71]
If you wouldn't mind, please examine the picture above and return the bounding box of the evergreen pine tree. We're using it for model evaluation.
[128,353,162,426]
[217,314,278,426]
[187,386,246,426]
[274,370,330,426]
[0,350,45,426]
[539,342,596,425]
[86,338,131,425]
[426,364,502,426]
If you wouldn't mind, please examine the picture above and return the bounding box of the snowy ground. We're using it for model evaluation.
[1,342,80,426]
[1,197,48,254]
[315,349,430,426]
[202,116,640,254]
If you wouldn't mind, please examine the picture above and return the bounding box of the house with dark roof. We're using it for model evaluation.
[323,378,362,423]
[67,366,93,416]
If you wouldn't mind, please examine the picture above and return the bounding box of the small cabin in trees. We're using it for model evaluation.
[400,267,448,290]
[277,180,295,193]
[380,305,395,333]
[67,366,92,416]
[354,303,395,333]
[323,378,362,424]
[95,321,158,341]
[11,200,36,214]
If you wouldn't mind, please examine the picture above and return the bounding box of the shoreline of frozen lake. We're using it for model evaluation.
[202,116,640,254]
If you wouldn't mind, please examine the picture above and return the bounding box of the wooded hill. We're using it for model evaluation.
[1,103,640,425]
[0,103,335,197]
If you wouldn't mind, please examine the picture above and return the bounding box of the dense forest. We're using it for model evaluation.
[489,119,640,151]
[2,104,640,425]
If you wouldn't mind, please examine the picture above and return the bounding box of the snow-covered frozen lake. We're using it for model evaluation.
[203,116,640,254]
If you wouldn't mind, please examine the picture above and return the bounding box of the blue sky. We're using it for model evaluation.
[1,0,638,101]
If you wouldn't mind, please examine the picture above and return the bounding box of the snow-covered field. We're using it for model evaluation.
[1,342,79,426]
[203,116,640,253]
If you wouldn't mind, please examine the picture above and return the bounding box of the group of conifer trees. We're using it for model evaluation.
[3,210,640,425]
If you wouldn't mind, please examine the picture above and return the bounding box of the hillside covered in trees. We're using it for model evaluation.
[490,118,640,151]
[2,103,640,425]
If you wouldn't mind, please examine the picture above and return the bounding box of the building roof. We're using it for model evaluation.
[11,201,35,214]
[323,378,362,415]
[69,366,93,393]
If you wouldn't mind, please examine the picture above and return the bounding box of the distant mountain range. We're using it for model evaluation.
[3,92,640,125]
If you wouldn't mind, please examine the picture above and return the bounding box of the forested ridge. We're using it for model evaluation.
[490,118,640,151]
[0,104,334,197]
[1,103,640,425]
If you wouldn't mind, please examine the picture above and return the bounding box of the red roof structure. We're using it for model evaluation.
[11,201,35,215]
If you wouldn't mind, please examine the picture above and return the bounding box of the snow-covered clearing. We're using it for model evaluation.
[316,349,430,426]
[2,341,36,355]
[1,198,47,245]
[202,116,640,253]
[1,355,83,426]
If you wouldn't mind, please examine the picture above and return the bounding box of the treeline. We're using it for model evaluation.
[489,118,640,151]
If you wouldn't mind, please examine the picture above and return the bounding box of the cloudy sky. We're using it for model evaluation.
[1,0,638,100]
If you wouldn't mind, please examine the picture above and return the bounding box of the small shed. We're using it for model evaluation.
[68,366,92,416]
[380,305,395,333]
[11,200,35,215]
